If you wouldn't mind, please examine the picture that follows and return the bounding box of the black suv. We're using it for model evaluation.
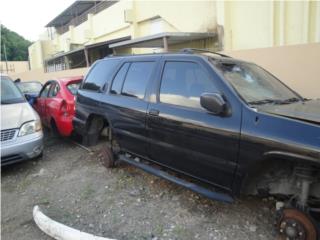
[74,49,319,239]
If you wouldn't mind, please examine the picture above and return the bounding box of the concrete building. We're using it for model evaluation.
[28,0,320,72]
[22,0,320,99]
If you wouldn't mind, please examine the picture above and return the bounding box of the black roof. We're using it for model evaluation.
[46,1,101,27]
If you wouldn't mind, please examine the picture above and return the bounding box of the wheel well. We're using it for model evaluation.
[83,114,111,146]
[86,114,109,132]
[242,157,320,198]
[50,118,57,130]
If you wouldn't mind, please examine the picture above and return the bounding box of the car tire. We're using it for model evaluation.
[100,144,115,168]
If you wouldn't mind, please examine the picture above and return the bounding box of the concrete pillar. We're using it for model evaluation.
[163,37,168,52]
[87,13,94,42]
[84,48,90,67]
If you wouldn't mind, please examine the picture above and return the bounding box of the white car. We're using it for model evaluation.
[1,75,43,166]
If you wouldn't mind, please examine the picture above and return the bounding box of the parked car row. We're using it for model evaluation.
[1,49,319,239]
[0,74,82,166]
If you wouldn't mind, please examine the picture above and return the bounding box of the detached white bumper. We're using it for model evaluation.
[33,205,115,240]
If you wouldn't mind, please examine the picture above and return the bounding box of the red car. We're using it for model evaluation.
[34,76,82,136]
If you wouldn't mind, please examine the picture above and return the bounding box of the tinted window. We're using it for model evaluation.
[40,83,52,98]
[67,82,81,95]
[122,62,155,99]
[110,63,130,94]
[48,83,59,97]
[16,82,42,94]
[82,59,120,91]
[160,61,217,108]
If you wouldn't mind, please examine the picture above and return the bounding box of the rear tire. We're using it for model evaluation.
[100,145,115,168]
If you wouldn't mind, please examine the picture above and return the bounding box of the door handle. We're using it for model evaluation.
[148,109,160,116]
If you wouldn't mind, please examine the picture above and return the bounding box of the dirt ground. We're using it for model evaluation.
[2,133,276,240]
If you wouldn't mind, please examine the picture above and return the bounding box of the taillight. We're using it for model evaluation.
[61,101,69,117]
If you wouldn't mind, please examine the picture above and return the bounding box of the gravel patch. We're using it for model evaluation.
[2,134,276,240]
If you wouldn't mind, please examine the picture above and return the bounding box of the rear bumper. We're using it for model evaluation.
[1,131,43,166]
[56,115,73,136]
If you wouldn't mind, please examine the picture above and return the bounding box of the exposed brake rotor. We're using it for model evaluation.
[277,208,317,240]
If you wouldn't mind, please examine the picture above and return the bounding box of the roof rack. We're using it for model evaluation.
[179,48,232,58]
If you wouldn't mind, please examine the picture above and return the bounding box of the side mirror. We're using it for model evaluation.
[200,93,228,115]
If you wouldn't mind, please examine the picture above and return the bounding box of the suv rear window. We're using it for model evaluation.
[110,63,130,94]
[82,59,120,91]
[122,62,155,99]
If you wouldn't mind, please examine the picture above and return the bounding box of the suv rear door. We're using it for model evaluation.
[146,56,242,191]
[100,56,159,157]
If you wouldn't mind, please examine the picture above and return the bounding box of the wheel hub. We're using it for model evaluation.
[278,209,317,240]
[280,219,305,239]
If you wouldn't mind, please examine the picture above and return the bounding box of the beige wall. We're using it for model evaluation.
[10,67,88,84]
[0,61,29,75]
[217,1,320,50]
[224,43,320,99]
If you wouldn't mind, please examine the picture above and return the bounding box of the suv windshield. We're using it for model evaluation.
[212,60,301,105]
[16,82,42,94]
[1,78,25,104]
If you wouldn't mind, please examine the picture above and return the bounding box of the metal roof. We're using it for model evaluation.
[46,1,101,27]
[44,36,131,62]
[109,32,216,49]
[84,36,131,49]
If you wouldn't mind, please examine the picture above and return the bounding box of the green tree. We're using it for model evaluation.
[1,25,32,61]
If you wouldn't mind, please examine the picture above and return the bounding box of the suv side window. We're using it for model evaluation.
[122,62,155,99]
[82,59,120,91]
[110,63,130,94]
[40,83,52,98]
[160,61,217,109]
[48,83,59,97]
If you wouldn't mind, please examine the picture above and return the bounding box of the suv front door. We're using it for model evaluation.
[146,57,242,191]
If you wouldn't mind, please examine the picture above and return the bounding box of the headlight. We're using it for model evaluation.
[18,120,42,137]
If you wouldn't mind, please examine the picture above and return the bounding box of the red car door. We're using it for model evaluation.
[35,83,52,126]
[45,82,61,127]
